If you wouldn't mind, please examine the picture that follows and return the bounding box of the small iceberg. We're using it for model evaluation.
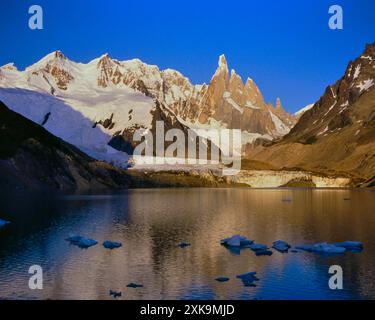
[109,290,122,298]
[215,277,230,282]
[272,240,291,253]
[296,242,346,254]
[66,236,98,249]
[236,272,259,287]
[178,242,191,248]
[225,246,241,255]
[247,243,268,251]
[255,249,273,256]
[103,241,122,249]
[333,241,363,250]
[0,219,10,228]
[221,235,254,247]
[127,283,143,288]
[295,244,315,252]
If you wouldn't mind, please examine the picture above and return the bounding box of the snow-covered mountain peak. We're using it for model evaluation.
[275,98,283,111]
[214,54,229,78]
[230,69,242,82]
[27,50,68,70]
[218,54,228,68]
[0,63,18,71]
[22,51,78,92]
[162,68,184,77]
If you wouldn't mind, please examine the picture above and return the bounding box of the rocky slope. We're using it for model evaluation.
[164,55,296,140]
[0,101,131,191]
[248,43,375,185]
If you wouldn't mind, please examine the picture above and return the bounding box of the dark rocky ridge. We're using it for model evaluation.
[0,101,131,192]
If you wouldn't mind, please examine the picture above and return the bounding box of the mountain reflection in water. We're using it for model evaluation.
[0,188,374,300]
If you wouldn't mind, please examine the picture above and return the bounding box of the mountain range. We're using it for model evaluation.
[0,43,374,189]
[0,51,296,166]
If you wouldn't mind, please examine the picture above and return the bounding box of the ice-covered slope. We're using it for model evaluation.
[295,104,314,117]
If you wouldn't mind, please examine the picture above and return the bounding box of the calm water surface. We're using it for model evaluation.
[0,188,374,300]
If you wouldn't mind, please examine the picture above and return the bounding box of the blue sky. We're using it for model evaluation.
[0,0,374,113]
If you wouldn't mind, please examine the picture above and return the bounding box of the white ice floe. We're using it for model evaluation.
[333,241,363,250]
[272,240,291,252]
[296,242,346,254]
[247,243,268,251]
[103,241,122,249]
[66,236,98,248]
[220,235,254,247]
[236,272,259,287]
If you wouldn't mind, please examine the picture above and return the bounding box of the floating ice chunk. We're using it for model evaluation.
[221,235,254,247]
[333,241,363,250]
[312,243,346,254]
[247,243,268,251]
[103,241,122,249]
[0,219,10,228]
[236,272,259,287]
[255,249,273,256]
[178,242,191,248]
[272,240,291,252]
[225,246,241,255]
[109,290,122,298]
[240,239,254,246]
[296,242,346,254]
[295,244,315,252]
[66,236,98,248]
[127,283,143,288]
[215,277,230,282]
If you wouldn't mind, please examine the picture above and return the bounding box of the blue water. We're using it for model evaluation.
[0,188,374,300]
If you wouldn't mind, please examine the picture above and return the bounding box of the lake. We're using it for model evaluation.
[0,188,374,300]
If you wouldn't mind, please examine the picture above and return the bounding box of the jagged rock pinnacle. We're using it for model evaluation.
[218,54,228,68]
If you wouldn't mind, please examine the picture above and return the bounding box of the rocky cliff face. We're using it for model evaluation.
[248,43,375,183]
[158,54,296,138]
[286,43,375,144]
[89,52,296,139]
